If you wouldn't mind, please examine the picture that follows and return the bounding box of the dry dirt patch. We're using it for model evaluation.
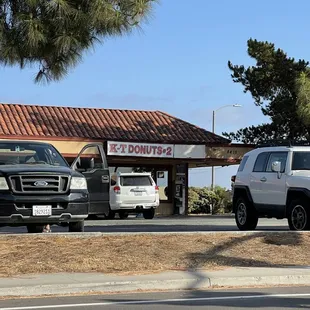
[0,232,308,277]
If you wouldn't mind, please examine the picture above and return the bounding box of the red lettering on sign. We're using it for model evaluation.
[109,144,117,153]
[128,145,134,153]
[146,146,152,154]
[152,146,158,155]
[166,147,172,156]
[134,145,140,154]
[140,146,146,154]
[120,144,127,153]
[157,146,163,155]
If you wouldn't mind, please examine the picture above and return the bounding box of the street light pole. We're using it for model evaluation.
[211,110,215,190]
[211,104,242,191]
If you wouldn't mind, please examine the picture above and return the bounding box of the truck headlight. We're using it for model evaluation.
[70,177,87,190]
[0,177,9,190]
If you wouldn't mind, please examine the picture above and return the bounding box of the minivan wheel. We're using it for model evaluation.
[143,208,155,219]
[235,197,258,231]
[119,211,129,219]
[69,221,84,232]
[288,200,309,231]
[27,224,45,233]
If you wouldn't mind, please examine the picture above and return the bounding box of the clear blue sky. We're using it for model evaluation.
[1,0,310,189]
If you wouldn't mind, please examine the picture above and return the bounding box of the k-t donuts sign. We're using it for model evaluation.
[107,141,174,158]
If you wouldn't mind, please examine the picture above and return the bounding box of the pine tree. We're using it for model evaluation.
[0,0,158,83]
[224,39,310,143]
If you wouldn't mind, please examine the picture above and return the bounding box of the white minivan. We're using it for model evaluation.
[109,172,160,219]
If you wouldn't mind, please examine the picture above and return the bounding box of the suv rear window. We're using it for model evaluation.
[292,152,310,170]
[120,176,152,186]
[238,156,249,172]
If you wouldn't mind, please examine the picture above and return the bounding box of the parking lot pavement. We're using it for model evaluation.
[0,215,289,234]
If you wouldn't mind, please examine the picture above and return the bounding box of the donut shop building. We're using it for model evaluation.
[0,103,253,216]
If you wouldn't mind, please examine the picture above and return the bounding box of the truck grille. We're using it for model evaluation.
[9,175,70,194]
[15,203,68,209]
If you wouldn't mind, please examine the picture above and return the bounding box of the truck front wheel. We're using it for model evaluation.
[27,224,44,233]
[235,197,258,230]
[69,221,84,232]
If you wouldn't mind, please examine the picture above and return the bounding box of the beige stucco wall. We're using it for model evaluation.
[156,202,174,216]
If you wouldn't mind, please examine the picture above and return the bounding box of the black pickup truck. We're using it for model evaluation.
[0,141,110,233]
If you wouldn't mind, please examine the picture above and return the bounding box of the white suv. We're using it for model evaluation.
[233,142,310,231]
[109,172,159,219]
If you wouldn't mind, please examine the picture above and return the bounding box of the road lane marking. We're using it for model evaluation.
[1,293,310,309]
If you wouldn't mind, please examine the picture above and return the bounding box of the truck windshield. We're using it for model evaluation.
[292,152,310,170]
[0,142,68,167]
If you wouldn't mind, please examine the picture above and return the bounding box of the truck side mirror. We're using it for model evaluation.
[271,161,281,173]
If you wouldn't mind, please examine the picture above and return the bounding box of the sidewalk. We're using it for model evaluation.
[1,267,310,297]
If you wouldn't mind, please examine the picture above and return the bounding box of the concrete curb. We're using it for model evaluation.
[0,230,303,238]
[2,268,310,297]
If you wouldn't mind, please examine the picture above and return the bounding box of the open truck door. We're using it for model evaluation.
[71,144,110,216]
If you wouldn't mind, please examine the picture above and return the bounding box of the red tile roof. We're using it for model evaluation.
[0,103,229,144]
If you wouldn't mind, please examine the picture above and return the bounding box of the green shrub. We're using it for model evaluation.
[188,186,232,214]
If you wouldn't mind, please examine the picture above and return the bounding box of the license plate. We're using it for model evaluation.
[32,205,52,216]
[134,192,142,196]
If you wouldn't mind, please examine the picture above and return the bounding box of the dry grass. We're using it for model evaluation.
[0,232,309,277]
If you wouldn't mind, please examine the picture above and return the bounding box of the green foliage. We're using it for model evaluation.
[132,167,156,179]
[296,71,310,126]
[0,0,158,83]
[224,39,310,143]
[188,186,232,214]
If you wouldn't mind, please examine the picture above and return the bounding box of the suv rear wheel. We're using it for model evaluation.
[143,208,155,219]
[106,208,116,220]
[288,199,310,231]
[119,211,129,219]
[235,197,258,231]
[68,220,84,232]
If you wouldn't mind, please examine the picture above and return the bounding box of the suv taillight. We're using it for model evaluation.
[155,185,159,192]
[231,175,236,183]
[114,186,121,194]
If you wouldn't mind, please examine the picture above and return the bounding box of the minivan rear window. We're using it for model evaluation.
[121,176,152,186]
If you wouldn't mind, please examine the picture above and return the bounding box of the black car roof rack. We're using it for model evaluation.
[255,139,310,148]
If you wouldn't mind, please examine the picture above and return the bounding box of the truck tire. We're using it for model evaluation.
[119,211,129,219]
[27,224,44,233]
[143,208,155,219]
[235,197,258,230]
[288,199,310,231]
[68,221,84,232]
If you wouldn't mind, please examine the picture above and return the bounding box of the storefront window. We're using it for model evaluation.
[156,171,168,201]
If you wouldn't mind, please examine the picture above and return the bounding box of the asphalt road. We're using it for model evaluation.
[1,286,310,309]
[0,215,289,234]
